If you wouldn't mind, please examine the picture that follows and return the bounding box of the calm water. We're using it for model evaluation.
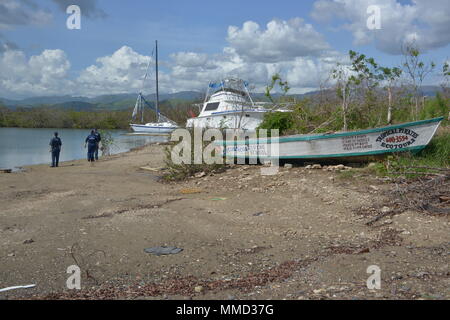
[0,128,168,169]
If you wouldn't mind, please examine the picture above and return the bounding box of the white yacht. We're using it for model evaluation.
[186,78,283,131]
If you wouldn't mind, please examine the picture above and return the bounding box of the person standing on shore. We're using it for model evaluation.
[49,132,62,168]
[94,129,101,161]
[85,130,97,164]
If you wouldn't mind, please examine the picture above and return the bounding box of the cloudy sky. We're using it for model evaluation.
[0,0,449,99]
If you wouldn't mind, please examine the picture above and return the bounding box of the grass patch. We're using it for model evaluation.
[337,170,357,179]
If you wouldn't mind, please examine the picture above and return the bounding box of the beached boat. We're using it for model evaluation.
[130,40,179,134]
[186,78,288,131]
[215,117,444,162]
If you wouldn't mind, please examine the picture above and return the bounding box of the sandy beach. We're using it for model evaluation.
[0,144,448,300]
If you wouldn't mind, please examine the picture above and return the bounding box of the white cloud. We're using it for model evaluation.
[311,0,450,54]
[164,48,345,94]
[227,18,330,63]
[0,49,71,97]
[76,46,152,96]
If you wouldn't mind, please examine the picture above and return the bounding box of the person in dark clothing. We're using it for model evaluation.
[85,130,97,163]
[49,132,62,167]
[93,129,101,161]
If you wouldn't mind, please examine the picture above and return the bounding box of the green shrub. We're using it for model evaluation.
[258,112,294,136]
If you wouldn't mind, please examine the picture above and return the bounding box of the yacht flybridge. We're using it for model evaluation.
[130,40,179,134]
[186,78,285,131]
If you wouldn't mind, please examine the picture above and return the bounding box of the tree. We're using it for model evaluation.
[348,50,386,126]
[441,61,450,99]
[401,42,436,119]
[331,58,365,131]
[380,67,402,124]
[265,73,290,103]
[442,61,450,120]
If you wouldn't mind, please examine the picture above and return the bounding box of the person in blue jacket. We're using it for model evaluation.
[85,130,98,163]
[93,129,101,161]
[49,132,62,167]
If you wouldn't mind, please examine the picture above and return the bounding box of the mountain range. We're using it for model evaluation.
[0,86,442,111]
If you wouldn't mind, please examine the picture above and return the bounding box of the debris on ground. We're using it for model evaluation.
[0,284,36,293]
[144,246,184,256]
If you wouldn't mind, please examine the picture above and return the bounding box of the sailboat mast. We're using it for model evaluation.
[155,40,160,122]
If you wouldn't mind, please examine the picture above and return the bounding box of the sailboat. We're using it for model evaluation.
[130,40,179,134]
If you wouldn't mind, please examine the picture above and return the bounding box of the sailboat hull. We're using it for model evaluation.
[130,123,178,134]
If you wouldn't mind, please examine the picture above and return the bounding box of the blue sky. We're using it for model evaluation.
[0,0,449,98]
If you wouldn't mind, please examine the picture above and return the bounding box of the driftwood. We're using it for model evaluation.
[140,166,164,172]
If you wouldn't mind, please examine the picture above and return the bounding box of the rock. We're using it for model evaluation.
[381,206,391,213]
[305,165,312,169]
[284,163,293,169]
[369,185,379,191]
[335,164,345,170]
[313,288,326,294]
[194,286,204,293]
[312,164,322,169]
[368,162,377,169]
[399,285,411,292]
[195,172,206,178]
[23,239,35,244]
[416,272,430,278]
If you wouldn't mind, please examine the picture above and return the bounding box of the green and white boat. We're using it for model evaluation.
[215,117,444,162]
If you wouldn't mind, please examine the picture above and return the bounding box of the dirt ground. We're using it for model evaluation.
[0,144,448,300]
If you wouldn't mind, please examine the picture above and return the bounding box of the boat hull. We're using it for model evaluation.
[130,124,178,134]
[215,118,444,161]
[187,111,266,131]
